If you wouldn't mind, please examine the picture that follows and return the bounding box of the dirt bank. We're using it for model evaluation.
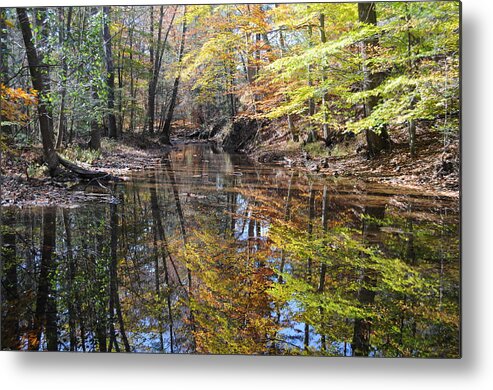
[1,134,172,207]
[253,129,459,199]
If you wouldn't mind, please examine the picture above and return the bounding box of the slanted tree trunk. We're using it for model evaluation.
[358,3,391,158]
[147,6,177,134]
[17,8,59,175]
[160,6,187,145]
[19,8,107,179]
[103,6,118,139]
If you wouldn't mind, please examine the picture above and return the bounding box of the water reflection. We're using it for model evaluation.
[1,143,460,356]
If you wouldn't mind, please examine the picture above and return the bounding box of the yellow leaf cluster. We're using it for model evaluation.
[0,84,38,124]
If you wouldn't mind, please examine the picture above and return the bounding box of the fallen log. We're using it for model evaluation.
[57,154,120,181]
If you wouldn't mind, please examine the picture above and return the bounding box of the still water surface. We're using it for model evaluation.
[1,143,460,356]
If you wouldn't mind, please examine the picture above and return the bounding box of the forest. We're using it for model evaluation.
[1,2,460,356]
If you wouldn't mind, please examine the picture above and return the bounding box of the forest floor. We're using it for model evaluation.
[0,134,172,206]
[1,125,459,207]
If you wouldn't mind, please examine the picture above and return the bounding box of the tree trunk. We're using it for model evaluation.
[408,117,417,157]
[103,6,118,139]
[17,8,59,175]
[56,7,72,149]
[160,6,187,145]
[128,26,135,132]
[278,20,297,142]
[0,9,8,85]
[147,6,177,135]
[306,26,317,144]
[358,3,391,158]
[1,9,11,138]
[406,4,417,158]
[146,6,155,134]
[319,13,331,145]
[88,86,101,151]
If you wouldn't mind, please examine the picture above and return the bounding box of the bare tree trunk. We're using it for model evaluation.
[17,8,59,175]
[103,6,118,139]
[148,6,177,134]
[160,6,187,145]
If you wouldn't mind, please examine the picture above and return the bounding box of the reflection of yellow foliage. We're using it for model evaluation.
[182,229,278,354]
[0,84,38,124]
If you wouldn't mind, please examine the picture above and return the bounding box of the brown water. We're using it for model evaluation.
[0,143,460,356]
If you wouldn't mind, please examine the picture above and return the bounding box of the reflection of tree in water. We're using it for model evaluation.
[0,145,459,356]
